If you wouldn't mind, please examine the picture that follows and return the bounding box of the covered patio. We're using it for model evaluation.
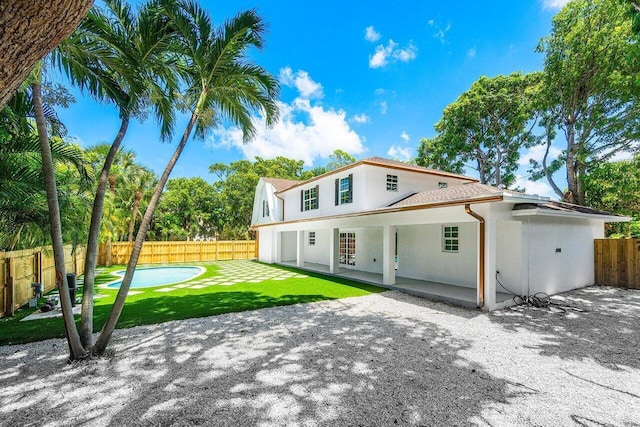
[279,261,512,308]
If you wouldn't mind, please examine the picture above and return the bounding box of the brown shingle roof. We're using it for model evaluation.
[262,177,301,192]
[361,157,478,182]
[390,183,505,208]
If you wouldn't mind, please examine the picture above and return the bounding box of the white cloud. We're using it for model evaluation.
[467,48,476,59]
[279,67,323,99]
[352,113,370,124]
[400,131,410,141]
[608,150,634,162]
[542,0,570,10]
[520,178,557,199]
[387,145,412,162]
[429,19,451,44]
[518,144,563,166]
[379,101,388,115]
[369,39,417,68]
[364,26,381,42]
[208,69,364,166]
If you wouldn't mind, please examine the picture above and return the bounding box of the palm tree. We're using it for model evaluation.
[52,0,178,352]
[92,1,280,354]
[0,90,89,250]
[31,68,86,358]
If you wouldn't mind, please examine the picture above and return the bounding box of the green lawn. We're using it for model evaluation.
[0,261,384,346]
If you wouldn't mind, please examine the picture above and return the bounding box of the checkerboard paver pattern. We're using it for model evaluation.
[153,261,308,293]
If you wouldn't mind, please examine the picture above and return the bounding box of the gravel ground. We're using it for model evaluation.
[1,285,639,426]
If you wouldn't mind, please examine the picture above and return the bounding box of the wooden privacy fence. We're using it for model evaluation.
[98,240,257,266]
[0,245,86,318]
[594,239,640,289]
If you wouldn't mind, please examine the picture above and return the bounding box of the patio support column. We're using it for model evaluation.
[382,225,396,286]
[296,230,304,268]
[275,231,282,263]
[329,228,340,273]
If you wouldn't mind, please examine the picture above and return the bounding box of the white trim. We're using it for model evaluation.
[511,208,630,222]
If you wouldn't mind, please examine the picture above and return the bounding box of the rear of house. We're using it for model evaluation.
[251,157,627,310]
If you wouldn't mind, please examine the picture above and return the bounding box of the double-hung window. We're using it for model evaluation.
[442,225,459,252]
[335,174,353,205]
[386,175,398,191]
[262,200,269,217]
[301,185,319,211]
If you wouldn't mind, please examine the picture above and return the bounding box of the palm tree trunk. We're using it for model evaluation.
[80,114,130,348]
[93,107,200,355]
[33,79,86,360]
[128,191,141,242]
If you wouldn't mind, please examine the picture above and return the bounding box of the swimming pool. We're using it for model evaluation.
[106,266,205,289]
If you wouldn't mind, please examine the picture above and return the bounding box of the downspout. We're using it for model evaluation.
[465,204,485,308]
[274,191,285,221]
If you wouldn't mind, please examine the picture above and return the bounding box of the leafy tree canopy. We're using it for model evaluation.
[152,177,217,241]
[416,72,540,187]
[584,155,640,237]
[533,0,640,204]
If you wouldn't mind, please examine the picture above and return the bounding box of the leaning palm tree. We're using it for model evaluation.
[93,1,279,354]
[52,0,179,353]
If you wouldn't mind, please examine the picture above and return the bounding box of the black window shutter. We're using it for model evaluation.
[315,184,319,209]
[335,179,339,205]
[348,174,353,203]
[300,190,304,211]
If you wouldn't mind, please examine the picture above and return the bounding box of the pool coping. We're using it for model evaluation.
[99,265,207,290]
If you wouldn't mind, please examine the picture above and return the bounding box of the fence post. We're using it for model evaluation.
[4,258,14,317]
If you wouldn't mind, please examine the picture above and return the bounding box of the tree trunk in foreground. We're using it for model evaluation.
[0,0,93,108]
[80,115,130,349]
[33,80,86,360]
[92,108,199,355]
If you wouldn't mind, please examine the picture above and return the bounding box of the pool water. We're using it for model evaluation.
[107,266,204,289]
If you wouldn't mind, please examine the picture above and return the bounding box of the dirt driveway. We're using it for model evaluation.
[1,285,639,426]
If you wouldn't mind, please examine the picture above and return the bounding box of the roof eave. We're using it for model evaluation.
[502,193,550,203]
[511,208,630,222]
[252,195,503,228]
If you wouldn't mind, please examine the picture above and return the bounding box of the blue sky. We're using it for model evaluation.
[55,0,573,197]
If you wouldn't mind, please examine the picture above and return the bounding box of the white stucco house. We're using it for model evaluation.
[250,157,626,310]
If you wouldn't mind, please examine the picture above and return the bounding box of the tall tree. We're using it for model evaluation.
[152,177,216,240]
[92,2,279,355]
[53,0,178,351]
[0,0,93,108]
[583,155,640,237]
[0,90,89,250]
[210,157,307,238]
[31,68,86,358]
[534,0,640,204]
[416,72,540,187]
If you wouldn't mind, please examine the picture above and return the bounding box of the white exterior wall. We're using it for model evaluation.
[303,229,330,265]
[524,216,603,295]
[496,221,523,296]
[397,223,478,288]
[360,165,471,210]
[251,180,284,226]
[280,231,297,262]
[280,164,473,221]
[257,228,276,263]
[351,227,384,274]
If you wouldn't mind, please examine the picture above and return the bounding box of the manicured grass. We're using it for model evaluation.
[0,261,384,346]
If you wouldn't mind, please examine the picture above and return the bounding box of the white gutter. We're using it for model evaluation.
[511,208,630,222]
